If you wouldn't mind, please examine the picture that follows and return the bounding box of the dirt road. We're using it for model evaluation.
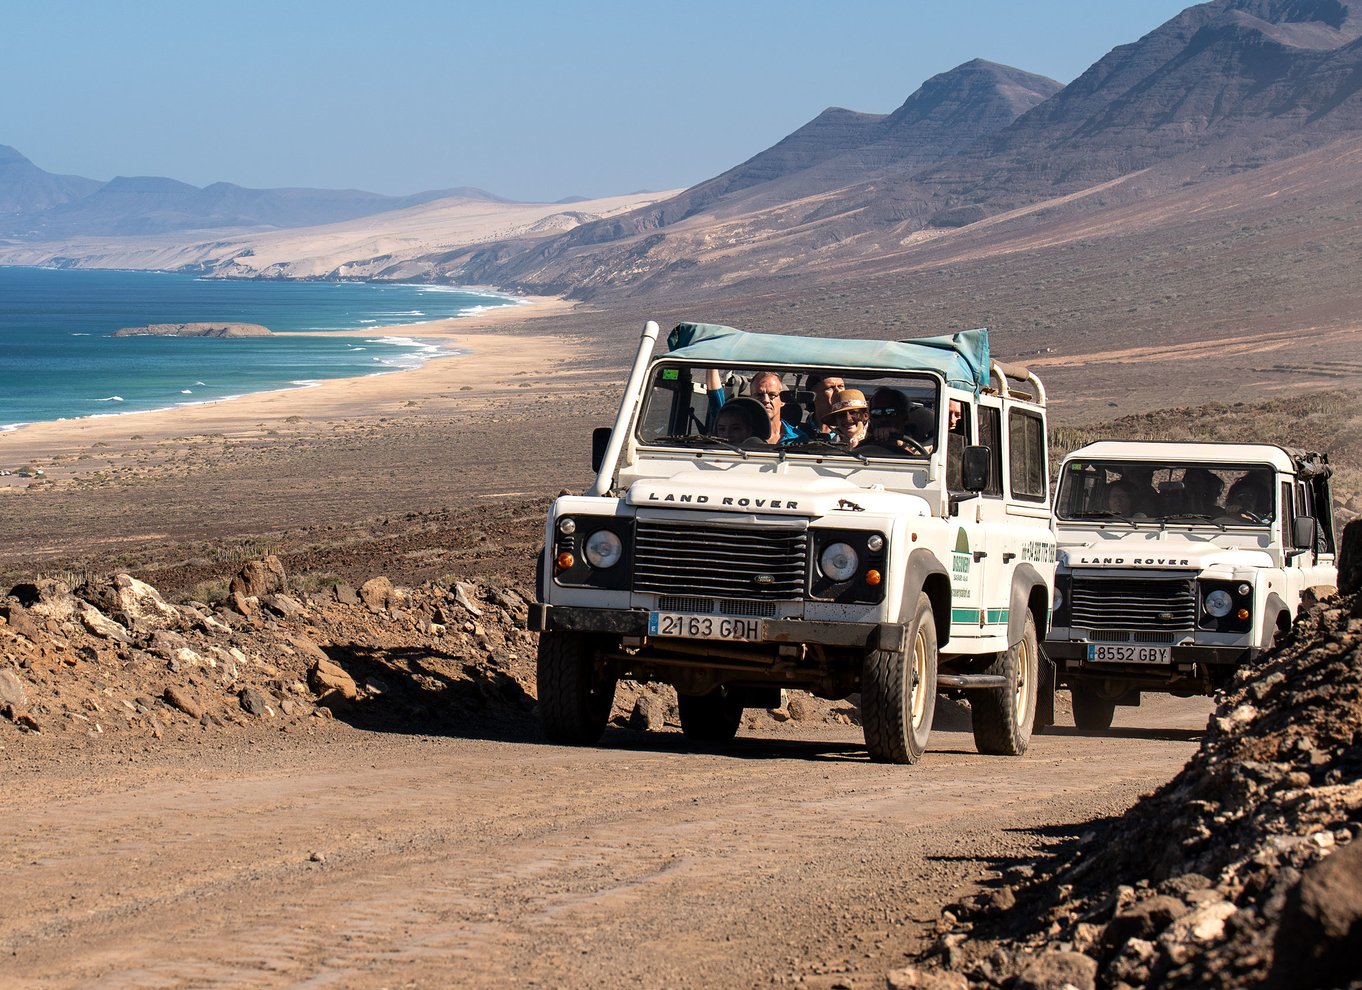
[1,698,1210,990]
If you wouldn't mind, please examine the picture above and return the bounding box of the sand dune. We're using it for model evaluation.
[0,188,680,280]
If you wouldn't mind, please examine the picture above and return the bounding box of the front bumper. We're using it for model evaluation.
[1045,640,1255,667]
[528,603,906,652]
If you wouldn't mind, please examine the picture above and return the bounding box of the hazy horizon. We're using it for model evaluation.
[4,1,1192,203]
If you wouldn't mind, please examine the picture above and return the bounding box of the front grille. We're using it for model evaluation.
[720,599,777,617]
[1070,577,1197,631]
[657,595,715,614]
[1090,630,1129,642]
[654,594,779,617]
[634,521,807,600]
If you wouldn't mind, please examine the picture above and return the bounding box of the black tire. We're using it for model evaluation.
[678,687,743,744]
[536,631,617,745]
[862,592,938,764]
[1071,684,1116,731]
[970,611,1039,756]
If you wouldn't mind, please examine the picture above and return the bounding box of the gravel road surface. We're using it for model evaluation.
[1,696,1210,989]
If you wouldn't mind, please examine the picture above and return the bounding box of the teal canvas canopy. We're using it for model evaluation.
[665,322,990,393]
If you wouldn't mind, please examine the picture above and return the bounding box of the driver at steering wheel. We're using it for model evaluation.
[868,387,929,455]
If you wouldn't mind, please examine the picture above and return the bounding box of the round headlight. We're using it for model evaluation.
[1052,587,1064,611]
[583,529,623,569]
[820,542,860,582]
[558,517,577,535]
[866,534,885,552]
[1237,583,1251,597]
[1205,589,1233,618]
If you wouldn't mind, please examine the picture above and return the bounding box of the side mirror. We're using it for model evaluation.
[1292,515,1317,551]
[591,427,612,473]
[962,445,991,493]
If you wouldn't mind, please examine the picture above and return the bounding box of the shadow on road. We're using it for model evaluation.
[1038,724,1205,743]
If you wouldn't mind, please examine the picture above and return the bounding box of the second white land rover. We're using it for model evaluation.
[1046,440,1337,729]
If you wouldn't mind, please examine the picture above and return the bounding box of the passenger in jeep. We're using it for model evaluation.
[1105,480,1140,516]
[713,398,770,443]
[804,373,846,436]
[1180,467,1224,516]
[824,389,870,448]
[1223,475,1272,522]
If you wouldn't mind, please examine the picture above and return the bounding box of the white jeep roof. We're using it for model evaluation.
[1064,440,1298,473]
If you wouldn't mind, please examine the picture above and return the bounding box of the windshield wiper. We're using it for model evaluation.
[1075,510,1137,524]
[780,439,869,464]
[648,434,748,456]
[1162,513,1226,532]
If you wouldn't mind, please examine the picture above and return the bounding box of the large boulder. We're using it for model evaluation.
[79,574,180,630]
[229,555,288,599]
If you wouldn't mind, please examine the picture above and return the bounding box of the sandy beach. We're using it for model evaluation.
[0,294,582,481]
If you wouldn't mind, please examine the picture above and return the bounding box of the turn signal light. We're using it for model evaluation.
[555,551,575,571]
[1236,608,1250,621]
[865,569,882,586]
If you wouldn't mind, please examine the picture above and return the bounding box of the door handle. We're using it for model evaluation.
[1002,552,1016,563]
[973,551,988,562]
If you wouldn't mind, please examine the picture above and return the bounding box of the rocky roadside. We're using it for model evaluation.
[891,523,1362,990]
[0,556,544,746]
[0,556,848,751]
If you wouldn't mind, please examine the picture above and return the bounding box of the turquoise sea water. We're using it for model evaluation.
[0,267,522,430]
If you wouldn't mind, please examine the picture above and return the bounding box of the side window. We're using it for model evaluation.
[977,405,1003,498]
[1281,481,1295,550]
[1007,410,1047,502]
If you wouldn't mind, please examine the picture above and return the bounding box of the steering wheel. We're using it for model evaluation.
[890,433,928,456]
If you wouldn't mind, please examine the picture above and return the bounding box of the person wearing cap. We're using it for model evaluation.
[868,387,931,454]
[823,388,870,448]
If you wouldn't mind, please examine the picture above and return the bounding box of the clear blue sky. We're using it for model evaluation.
[3,0,1195,203]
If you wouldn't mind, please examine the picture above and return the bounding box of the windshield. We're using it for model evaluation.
[635,363,941,460]
[1056,461,1276,526]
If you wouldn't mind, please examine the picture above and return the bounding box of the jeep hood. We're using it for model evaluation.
[627,472,930,519]
[1060,533,1273,571]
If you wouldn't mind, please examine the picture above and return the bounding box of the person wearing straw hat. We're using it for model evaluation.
[823,388,870,449]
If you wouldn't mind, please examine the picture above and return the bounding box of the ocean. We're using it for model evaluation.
[0,266,523,431]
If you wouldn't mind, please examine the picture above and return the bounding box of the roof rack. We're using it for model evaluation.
[987,361,1046,405]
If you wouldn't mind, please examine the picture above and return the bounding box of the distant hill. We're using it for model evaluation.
[527,60,1061,252]
[0,147,510,239]
[0,145,101,216]
[438,0,1362,299]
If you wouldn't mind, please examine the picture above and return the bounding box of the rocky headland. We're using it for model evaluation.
[110,322,271,338]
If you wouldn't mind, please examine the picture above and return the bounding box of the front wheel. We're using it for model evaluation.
[678,687,744,744]
[1071,684,1116,731]
[536,631,617,745]
[970,611,1039,755]
[862,592,938,764]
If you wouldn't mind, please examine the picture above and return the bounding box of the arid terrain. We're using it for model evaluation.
[3,304,1359,987]
[5,3,1362,984]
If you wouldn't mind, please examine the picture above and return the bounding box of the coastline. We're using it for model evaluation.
[0,293,581,483]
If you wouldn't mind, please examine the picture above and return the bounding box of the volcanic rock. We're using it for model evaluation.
[359,577,394,611]
[229,555,288,599]
[0,669,29,716]
[309,658,359,702]
[163,686,202,719]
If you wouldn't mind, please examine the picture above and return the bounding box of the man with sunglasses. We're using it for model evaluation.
[706,368,803,443]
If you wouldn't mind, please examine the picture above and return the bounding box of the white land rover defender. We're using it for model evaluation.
[527,321,1057,764]
[1047,441,1337,729]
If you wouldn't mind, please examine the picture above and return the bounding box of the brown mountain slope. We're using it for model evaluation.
[444,0,1362,299]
